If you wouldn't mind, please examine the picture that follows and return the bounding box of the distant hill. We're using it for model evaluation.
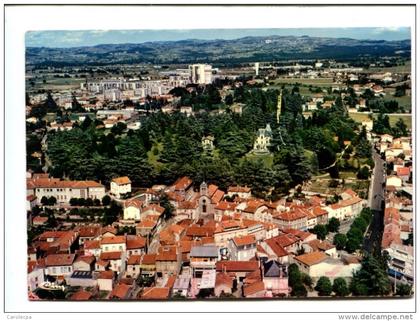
[26,35,411,67]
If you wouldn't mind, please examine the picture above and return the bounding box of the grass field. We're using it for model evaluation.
[273,77,336,87]
[382,89,412,111]
[348,112,412,129]
[244,152,274,168]
[26,76,84,92]
[364,61,411,74]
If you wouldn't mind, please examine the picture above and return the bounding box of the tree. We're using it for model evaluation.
[302,273,313,289]
[357,166,370,179]
[287,263,301,287]
[290,282,307,297]
[333,277,349,296]
[327,217,340,233]
[313,224,328,240]
[315,276,332,296]
[345,237,361,253]
[40,196,49,206]
[395,284,412,297]
[48,196,57,206]
[102,195,111,206]
[333,233,347,250]
[69,198,79,206]
[351,254,391,296]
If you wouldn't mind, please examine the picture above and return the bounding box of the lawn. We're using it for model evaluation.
[244,152,274,168]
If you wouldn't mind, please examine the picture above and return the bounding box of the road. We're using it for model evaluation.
[363,149,386,255]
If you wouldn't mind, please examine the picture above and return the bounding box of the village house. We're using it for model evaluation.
[214,221,247,249]
[28,261,45,292]
[44,253,76,277]
[27,176,105,204]
[100,235,126,253]
[123,199,143,221]
[214,272,234,297]
[262,260,289,296]
[396,167,411,183]
[272,209,308,230]
[190,245,220,278]
[83,240,101,257]
[76,225,102,245]
[67,270,97,288]
[73,255,95,271]
[227,186,252,199]
[243,281,266,298]
[99,251,126,274]
[228,235,257,261]
[110,176,132,199]
[216,261,260,283]
[97,270,115,292]
[126,254,142,278]
[303,239,337,258]
[126,235,147,257]
[386,175,403,188]
[155,246,182,278]
[293,252,361,281]
[140,254,157,277]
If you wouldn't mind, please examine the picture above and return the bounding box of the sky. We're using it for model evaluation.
[26,27,411,48]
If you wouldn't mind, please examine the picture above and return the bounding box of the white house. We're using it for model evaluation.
[110,176,132,198]
[228,235,257,261]
[123,199,143,221]
[100,235,127,253]
[28,261,45,292]
[44,254,76,277]
[386,176,403,188]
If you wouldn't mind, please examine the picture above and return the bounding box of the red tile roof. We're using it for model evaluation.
[101,236,126,245]
[174,176,192,191]
[70,290,92,301]
[84,240,100,250]
[112,176,131,185]
[294,251,328,266]
[232,235,256,247]
[397,167,410,176]
[243,281,265,297]
[124,199,142,209]
[110,283,131,299]
[100,251,122,261]
[126,236,146,249]
[127,255,142,265]
[215,272,233,288]
[264,239,289,258]
[216,261,259,272]
[141,254,157,265]
[45,254,76,266]
[98,270,114,279]
[228,186,251,193]
[140,287,170,300]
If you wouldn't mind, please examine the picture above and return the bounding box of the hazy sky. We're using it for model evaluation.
[26,27,411,48]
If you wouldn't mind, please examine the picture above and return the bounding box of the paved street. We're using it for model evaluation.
[363,149,386,255]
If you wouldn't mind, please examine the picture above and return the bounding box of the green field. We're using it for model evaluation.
[244,152,274,168]
[273,77,336,87]
[26,76,84,92]
[348,112,412,129]
[364,61,411,74]
[383,89,412,111]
